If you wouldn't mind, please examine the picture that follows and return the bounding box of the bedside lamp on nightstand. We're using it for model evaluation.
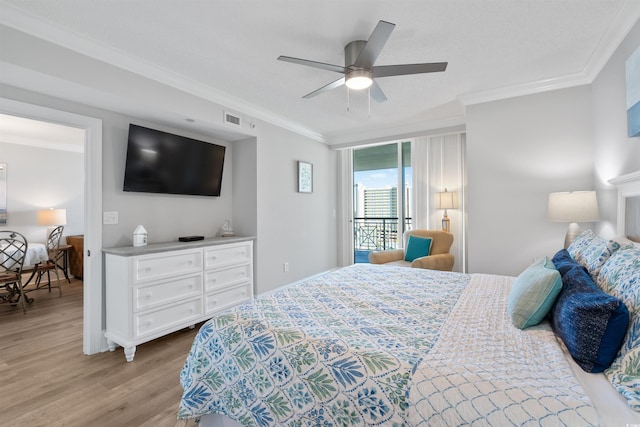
[548,191,600,248]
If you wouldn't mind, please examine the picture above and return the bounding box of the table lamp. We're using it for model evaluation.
[37,208,67,240]
[548,191,599,248]
[435,188,458,232]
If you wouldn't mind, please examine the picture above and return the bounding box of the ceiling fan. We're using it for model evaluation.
[278,20,447,102]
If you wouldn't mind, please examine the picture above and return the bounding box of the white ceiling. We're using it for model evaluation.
[0,113,85,152]
[0,1,638,146]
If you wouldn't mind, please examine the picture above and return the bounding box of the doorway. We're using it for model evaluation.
[352,141,412,263]
[0,97,103,354]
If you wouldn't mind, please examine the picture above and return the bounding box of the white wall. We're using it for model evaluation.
[593,20,640,238]
[0,141,83,242]
[466,86,595,276]
[255,121,338,293]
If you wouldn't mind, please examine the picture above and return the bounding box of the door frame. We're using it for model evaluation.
[0,97,103,354]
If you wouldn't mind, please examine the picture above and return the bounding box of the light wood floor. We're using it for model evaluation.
[1,279,202,427]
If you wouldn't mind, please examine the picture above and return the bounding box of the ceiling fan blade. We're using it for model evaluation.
[372,62,448,78]
[302,76,346,99]
[369,81,387,103]
[278,56,347,74]
[353,20,395,69]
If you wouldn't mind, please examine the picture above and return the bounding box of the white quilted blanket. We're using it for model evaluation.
[407,274,599,426]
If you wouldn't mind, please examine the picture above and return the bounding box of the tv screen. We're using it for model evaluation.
[123,124,225,197]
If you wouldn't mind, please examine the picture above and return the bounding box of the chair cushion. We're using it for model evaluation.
[507,257,563,329]
[404,235,432,262]
[551,266,629,373]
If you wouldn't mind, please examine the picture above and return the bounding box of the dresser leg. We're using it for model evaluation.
[107,339,116,352]
[124,346,136,362]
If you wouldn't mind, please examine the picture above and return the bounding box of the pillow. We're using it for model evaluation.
[567,229,621,279]
[550,266,629,373]
[595,245,640,409]
[507,257,563,329]
[404,235,432,262]
[551,249,586,277]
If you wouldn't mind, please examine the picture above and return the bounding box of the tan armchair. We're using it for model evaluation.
[368,229,454,271]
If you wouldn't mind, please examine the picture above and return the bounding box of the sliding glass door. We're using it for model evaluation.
[352,141,411,263]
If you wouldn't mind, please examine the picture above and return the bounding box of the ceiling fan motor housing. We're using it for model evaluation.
[344,40,367,67]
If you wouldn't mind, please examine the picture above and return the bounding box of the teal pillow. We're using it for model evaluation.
[508,257,563,329]
[404,235,433,262]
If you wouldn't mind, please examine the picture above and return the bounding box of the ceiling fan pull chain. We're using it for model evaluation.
[347,87,350,112]
[368,88,371,118]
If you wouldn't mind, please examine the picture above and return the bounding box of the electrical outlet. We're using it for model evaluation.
[283,262,289,272]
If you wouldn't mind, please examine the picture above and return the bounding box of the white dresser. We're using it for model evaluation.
[104,237,253,361]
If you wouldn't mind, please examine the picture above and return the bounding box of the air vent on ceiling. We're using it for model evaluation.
[223,111,242,127]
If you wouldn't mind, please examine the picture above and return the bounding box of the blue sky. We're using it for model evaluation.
[354,168,411,188]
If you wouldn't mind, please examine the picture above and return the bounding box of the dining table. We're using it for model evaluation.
[24,242,49,268]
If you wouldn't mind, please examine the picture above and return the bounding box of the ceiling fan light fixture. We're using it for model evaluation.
[345,70,373,90]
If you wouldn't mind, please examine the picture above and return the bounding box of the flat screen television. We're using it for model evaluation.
[123,124,225,197]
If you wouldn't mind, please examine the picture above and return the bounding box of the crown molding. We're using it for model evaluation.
[583,0,640,81]
[458,72,591,106]
[0,2,325,143]
[326,116,466,148]
[460,0,640,107]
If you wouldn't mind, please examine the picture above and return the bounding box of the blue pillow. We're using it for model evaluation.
[550,266,629,373]
[507,257,563,329]
[552,249,587,277]
[404,235,432,262]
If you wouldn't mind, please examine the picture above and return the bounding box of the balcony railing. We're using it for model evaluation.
[353,217,412,251]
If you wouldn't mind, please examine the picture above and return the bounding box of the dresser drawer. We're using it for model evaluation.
[204,264,251,291]
[134,249,202,283]
[134,273,202,312]
[204,243,251,269]
[204,282,252,315]
[135,298,202,338]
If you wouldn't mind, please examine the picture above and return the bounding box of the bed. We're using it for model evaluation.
[178,174,640,426]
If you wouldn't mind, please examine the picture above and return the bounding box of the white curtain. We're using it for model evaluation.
[412,132,466,272]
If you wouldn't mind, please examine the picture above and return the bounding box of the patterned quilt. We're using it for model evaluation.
[178,265,469,426]
[178,265,599,426]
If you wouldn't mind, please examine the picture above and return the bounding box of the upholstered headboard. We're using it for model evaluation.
[609,171,640,242]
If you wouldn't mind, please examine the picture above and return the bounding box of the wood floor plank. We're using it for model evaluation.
[0,279,201,427]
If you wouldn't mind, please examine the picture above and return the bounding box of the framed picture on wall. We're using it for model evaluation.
[297,161,313,193]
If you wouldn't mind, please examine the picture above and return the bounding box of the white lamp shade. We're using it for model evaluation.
[548,191,599,223]
[435,190,459,210]
[37,208,67,226]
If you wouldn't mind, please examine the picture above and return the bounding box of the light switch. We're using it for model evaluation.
[103,211,118,225]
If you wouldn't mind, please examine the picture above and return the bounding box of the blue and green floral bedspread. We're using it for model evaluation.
[178,264,470,426]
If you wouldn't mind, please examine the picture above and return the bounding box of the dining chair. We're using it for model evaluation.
[0,231,30,314]
[31,225,64,297]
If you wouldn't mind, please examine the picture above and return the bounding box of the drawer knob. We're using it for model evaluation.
[146,320,153,326]
[145,293,152,299]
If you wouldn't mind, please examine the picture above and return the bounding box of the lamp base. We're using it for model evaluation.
[441,212,450,233]
[564,222,581,249]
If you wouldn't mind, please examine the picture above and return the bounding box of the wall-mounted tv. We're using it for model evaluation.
[123,124,225,197]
